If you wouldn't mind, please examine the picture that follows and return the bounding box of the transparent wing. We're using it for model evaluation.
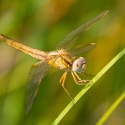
[26,61,49,114]
[56,10,109,50]
[67,43,96,56]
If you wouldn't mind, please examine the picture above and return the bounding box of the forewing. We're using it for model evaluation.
[67,43,96,56]
[26,61,49,114]
[56,10,108,49]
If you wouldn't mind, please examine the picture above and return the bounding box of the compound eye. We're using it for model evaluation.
[72,57,87,72]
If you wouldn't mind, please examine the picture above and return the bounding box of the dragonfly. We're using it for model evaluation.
[0,10,109,114]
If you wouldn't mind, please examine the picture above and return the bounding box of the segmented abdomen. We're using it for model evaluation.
[0,34,48,60]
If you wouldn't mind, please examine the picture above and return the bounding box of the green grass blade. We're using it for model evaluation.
[51,48,125,125]
[96,91,125,125]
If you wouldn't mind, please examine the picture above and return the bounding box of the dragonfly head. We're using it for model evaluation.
[72,57,87,72]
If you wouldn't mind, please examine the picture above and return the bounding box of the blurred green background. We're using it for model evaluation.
[0,0,125,125]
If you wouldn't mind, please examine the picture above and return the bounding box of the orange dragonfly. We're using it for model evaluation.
[0,10,108,114]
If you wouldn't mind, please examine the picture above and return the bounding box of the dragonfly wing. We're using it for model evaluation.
[67,43,96,56]
[56,10,108,49]
[26,61,49,114]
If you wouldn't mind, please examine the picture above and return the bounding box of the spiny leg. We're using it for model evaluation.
[71,71,79,84]
[59,72,73,99]
[74,72,82,81]
[71,71,90,85]
[82,72,93,76]
[59,72,67,83]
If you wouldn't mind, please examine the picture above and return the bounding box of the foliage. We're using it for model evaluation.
[0,0,125,125]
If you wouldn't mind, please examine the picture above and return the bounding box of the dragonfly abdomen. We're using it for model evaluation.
[0,34,48,60]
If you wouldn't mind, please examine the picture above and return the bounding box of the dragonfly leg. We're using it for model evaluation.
[59,72,73,99]
[83,72,93,76]
[74,72,82,81]
[71,71,90,85]
[59,72,67,83]
[71,71,79,84]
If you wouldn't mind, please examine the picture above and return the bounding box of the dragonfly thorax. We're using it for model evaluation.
[72,57,87,72]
